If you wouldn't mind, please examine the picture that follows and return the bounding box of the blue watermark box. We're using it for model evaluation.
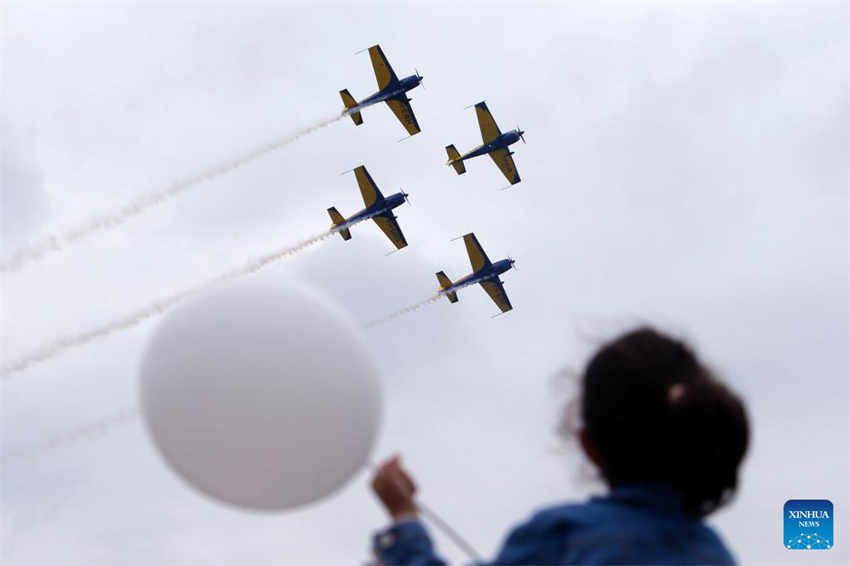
[784,500,833,550]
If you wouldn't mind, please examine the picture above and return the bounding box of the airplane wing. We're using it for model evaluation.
[368,45,399,90]
[480,279,513,313]
[475,101,502,143]
[385,96,421,136]
[354,165,385,207]
[373,213,408,249]
[488,148,521,185]
[463,233,491,272]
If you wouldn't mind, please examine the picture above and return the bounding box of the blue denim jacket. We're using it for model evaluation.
[372,484,736,565]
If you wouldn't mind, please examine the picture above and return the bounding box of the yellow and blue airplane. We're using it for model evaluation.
[435,233,516,314]
[339,45,423,137]
[328,165,410,250]
[445,101,525,186]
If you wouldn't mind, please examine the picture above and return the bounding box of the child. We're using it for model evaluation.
[370,327,749,565]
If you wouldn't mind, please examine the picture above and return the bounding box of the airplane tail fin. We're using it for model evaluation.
[445,145,466,175]
[436,271,458,303]
[328,207,351,240]
[339,89,363,125]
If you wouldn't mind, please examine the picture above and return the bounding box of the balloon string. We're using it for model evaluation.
[416,499,483,562]
[365,460,483,562]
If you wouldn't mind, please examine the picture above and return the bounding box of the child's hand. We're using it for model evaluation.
[371,454,418,520]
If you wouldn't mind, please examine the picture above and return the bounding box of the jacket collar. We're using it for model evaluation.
[599,482,689,515]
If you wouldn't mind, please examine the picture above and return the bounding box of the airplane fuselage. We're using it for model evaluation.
[352,75,422,111]
[459,130,523,161]
[442,258,515,295]
[333,192,407,232]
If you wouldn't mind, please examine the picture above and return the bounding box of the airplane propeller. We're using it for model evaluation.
[517,126,526,144]
[415,68,425,90]
[403,191,411,206]
[508,256,518,271]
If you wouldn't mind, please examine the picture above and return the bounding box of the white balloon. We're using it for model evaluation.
[139,276,382,511]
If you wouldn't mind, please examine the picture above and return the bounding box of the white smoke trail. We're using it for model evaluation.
[364,276,493,328]
[2,407,139,465]
[0,113,346,273]
[0,229,335,377]
[364,293,444,328]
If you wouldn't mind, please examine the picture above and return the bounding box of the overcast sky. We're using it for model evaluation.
[2,1,848,564]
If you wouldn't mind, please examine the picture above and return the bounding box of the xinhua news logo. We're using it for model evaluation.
[784,500,833,550]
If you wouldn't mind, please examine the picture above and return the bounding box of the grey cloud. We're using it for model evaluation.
[2,2,847,565]
[1,127,49,251]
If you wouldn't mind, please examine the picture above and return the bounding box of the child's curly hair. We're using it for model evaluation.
[578,327,749,516]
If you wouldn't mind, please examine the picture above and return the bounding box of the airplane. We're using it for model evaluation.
[328,165,410,250]
[435,233,516,314]
[445,101,525,186]
[339,44,423,137]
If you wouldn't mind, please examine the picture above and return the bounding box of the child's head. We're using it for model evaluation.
[578,326,749,516]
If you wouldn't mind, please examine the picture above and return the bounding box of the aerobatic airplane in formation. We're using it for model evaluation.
[445,101,525,186]
[339,44,423,137]
[327,165,410,250]
[435,233,516,314]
